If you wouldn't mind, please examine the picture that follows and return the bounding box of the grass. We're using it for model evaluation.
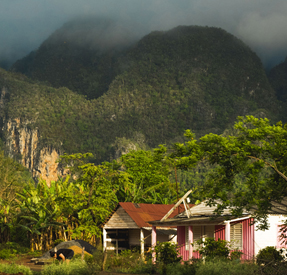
[2,246,286,275]
[195,259,258,275]
[0,262,33,275]
[41,258,96,275]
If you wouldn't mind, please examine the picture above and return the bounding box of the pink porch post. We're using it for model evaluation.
[152,225,156,263]
[188,226,193,259]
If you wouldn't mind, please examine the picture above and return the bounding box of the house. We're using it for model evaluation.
[102,202,193,256]
[149,190,287,261]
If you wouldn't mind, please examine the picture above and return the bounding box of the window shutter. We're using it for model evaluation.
[192,226,202,250]
[230,223,242,250]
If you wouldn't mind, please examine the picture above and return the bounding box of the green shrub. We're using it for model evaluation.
[155,242,182,265]
[26,250,42,257]
[230,249,243,260]
[256,246,284,265]
[166,261,197,275]
[89,249,104,271]
[42,258,95,275]
[154,242,182,275]
[0,242,30,256]
[0,263,32,275]
[256,246,287,275]
[131,259,155,274]
[197,238,230,260]
[106,249,143,273]
[258,262,287,275]
[0,249,16,259]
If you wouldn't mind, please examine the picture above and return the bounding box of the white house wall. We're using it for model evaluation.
[254,215,286,255]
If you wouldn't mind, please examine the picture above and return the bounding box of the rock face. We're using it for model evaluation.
[3,118,63,186]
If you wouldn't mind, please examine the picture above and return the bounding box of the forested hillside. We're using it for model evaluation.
[3,24,282,166]
[268,57,287,121]
[11,18,138,100]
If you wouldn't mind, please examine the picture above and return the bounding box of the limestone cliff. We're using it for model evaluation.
[3,118,64,186]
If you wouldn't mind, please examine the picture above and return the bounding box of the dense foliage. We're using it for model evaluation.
[3,25,281,163]
[11,17,138,100]
[172,115,287,228]
[0,149,180,249]
[256,246,284,266]
[268,57,287,103]
[268,57,287,122]
[117,146,177,203]
[0,150,33,243]
[197,238,230,260]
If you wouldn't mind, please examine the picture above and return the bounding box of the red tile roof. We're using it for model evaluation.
[115,202,193,228]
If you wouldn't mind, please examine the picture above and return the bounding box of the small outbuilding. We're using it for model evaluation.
[103,202,191,256]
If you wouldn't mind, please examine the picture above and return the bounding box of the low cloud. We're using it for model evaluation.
[237,10,287,68]
[1,0,287,69]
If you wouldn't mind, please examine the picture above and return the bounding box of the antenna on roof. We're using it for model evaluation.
[160,190,192,221]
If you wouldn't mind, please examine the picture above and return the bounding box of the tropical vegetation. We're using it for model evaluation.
[1,115,287,253]
[1,20,287,274]
[172,115,287,228]
[4,23,282,164]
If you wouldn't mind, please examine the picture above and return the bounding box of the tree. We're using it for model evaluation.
[17,180,62,251]
[59,153,123,239]
[0,150,33,243]
[117,146,177,204]
[172,116,287,228]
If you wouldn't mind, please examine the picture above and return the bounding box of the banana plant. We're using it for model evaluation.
[0,199,14,243]
[16,180,63,251]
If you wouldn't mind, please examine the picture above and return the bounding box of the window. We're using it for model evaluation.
[230,223,242,250]
[185,226,214,250]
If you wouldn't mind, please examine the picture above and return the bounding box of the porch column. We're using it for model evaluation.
[188,226,193,260]
[103,228,107,252]
[152,225,157,263]
[225,221,231,242]
[140,228,144,259]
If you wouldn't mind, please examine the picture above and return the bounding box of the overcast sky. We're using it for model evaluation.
[1,0,287,70]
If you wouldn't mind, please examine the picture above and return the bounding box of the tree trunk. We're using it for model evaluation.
[31,235,35,252]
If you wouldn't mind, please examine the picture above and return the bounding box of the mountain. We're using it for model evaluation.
[3,24,281,181]
[11,18,139,100]
[268,57,287,103]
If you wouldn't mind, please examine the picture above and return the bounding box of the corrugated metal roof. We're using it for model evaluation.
[176,200,234,218]
[150,216,229,226]
[105,202,193,228]
[149,200,250,226]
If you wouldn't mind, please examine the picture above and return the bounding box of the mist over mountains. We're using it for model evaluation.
[1,0,287,70]
[11,18,140,99]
